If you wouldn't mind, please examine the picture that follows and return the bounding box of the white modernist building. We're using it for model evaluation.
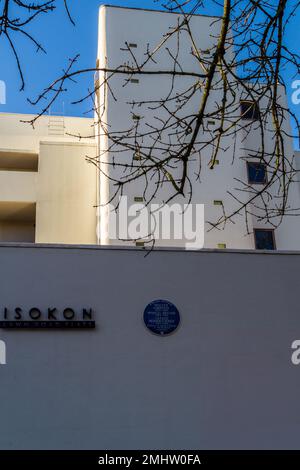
[0,5,299,250]
[0,113,97,244]
[1,6,300,452]
[96,5,300,251]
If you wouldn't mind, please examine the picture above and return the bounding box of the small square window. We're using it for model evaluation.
[217,243,227,249]
[240,100,259,120]
[247,162,267,184]
[254,229,276,250]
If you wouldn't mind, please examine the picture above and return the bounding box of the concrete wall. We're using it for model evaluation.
[97,7,247,249]
[0,244,300,449]
[0,113,95,153]
[0,170,37,202]
[36,142,98,245]
[0,113,98,245]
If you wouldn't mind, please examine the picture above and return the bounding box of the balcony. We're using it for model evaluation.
[0,149,38,172]
[0,201,36,243]
[0,150,37,242]
[0,170,37,203]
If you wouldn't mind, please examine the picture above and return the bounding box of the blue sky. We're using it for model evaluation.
[0,0,299,146]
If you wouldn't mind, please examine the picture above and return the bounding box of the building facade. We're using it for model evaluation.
[1,5,300,452]
[0,6,299,251]
[96,5,300,251]
[0,113,97,245]
[1,243,300,449]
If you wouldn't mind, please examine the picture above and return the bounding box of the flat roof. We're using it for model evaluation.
[0,112,94,121]
[100,4,221,20]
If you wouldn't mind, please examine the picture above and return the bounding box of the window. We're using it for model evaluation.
[247,162,267,184]
[254,229,276,250]
[217,243,227,249]
[240,100,259,120]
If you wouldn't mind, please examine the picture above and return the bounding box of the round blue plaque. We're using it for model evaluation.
[143,300,180,336]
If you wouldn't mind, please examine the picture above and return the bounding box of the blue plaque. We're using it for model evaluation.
[144,300,180,336]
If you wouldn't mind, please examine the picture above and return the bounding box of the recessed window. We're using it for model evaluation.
[128,43,137,48]
[130,79,139,84]
[134,197,144,203]
[254,229,276,250]
[213,200,223,206]
[247,162,267,184]
[240,100,259,120]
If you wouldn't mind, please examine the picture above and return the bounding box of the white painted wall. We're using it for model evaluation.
[97,6,300,250]
[0,171,37,202]
[36,141,98,245]
[0,113,95,152]
[0,244,300,449]
[0,113,98,244]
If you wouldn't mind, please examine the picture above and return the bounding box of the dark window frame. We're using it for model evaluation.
[240,100,260,121]
[247,161,268,185]
[254,229,276,251]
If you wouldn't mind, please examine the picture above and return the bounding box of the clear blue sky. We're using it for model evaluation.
[0,0,299,146]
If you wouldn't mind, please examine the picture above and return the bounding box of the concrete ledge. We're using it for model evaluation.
[40,141,96,147]
[0,241,300,256]
[100,4,222,19]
